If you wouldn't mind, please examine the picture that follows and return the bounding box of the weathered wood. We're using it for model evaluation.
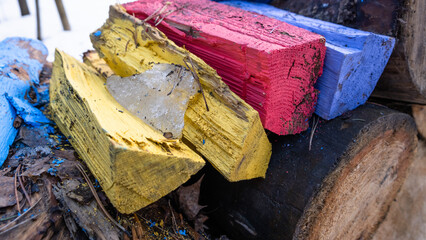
[123,0,326,135]
[412,104,426,139]
[373,140,426,240]
[18,0,30,16]
[50,49,205,213]
[0,37,47,166]
[373,0,426,104]
[271,0,426,104]
[201,103,418,240]
[224,1,395,120]
[54,0,71,31]
[90,5,272,182]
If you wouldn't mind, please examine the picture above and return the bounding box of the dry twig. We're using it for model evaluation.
[14,166,21,214]
[0,197,42,233]
[75,163,130,236]
[309,116,319,151]
[17,166,32,206]
[167,66,183,96]
[183,56,209,111]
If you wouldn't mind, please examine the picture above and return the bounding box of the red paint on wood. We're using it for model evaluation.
[124,0,326,135]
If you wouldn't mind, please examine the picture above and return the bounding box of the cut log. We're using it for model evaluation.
[0,37,47,165]
[90,5,272,182]
[50,49,205,213]
[123,0,326,135]
[201,103,418,240]
[271,0,426,104]
[224,1,395,120]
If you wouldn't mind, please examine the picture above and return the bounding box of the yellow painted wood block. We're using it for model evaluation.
[50,49,205,213]
[89,5,272,182]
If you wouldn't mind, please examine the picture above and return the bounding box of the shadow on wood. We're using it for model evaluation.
[201,103,418,240]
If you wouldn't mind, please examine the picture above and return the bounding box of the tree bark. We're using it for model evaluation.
[201,103,418,240]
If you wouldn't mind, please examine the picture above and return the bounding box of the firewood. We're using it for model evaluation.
[123,0,326,135]
[224,1,395,120]
[89,5,272,182]
[201,103,418,240]
[50,49,205,213]
[271,0,426,104]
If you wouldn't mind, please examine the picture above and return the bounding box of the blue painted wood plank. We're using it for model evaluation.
[6,95,51,127]
[0,37,47,166]
[222,1,395,120]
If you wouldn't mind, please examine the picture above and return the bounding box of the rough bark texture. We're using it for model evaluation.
[271,0,425,104]
[201,103,418,240]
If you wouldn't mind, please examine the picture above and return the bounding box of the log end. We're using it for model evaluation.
[294,110,418,239]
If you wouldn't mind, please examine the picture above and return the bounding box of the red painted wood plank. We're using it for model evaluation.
[124,0,326,135]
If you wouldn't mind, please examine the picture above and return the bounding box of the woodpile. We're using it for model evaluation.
[224,1,395,120]
[124,0,326,135]
[0,0,424,239]
[270,0,426,104]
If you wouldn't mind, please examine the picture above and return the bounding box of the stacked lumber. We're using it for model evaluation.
[0,37,48,165]
[224,1,395,120]
[89,4,271,183]
[201,103,418,240]
[123,0,326,135]
[271,0,426,104]
[50,50,205,213]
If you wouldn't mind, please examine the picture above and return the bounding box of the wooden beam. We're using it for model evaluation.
[224,1,395,120]
[50,49,205,213]
[90,5,272,181]
[123,0,326,135]
[201,103,418,239]
[270,0,426,104]
[0,37,47,166]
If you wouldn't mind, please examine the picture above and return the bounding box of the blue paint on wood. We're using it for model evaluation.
[6,95,51,127]
[223,1,395,120]
[0,37,47,166]
[0,95,18,163]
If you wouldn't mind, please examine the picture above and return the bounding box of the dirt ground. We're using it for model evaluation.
[374,139,426,240]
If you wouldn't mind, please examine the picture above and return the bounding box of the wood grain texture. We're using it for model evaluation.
[123,0,326,135]
[373,140,426,240]
[90,5,272,182]
[224,1,395,120]
[372,0,426,104]
[0,37,47,165]
[201,103,417,240]
[50,50,205,213]
[271,0,426,104]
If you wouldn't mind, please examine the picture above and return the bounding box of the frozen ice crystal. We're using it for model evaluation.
[107,63,198,139]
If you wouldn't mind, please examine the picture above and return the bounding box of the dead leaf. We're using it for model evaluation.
[0,176,22,208]
[176,176,205,221]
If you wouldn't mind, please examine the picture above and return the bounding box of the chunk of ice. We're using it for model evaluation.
[107,63,197,139]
